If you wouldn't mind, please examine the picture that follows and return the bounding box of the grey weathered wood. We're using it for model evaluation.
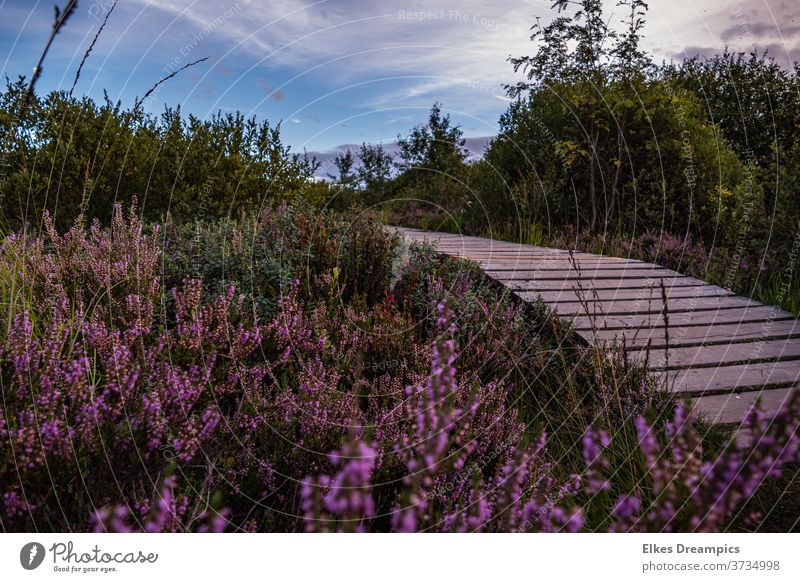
[472,256,631,263]
[633,338,800,369]
[394,226,799,425]
[590,319,800,349]
[667,361,800,395]
[491,268,680,280]
[689,387,798,424]
[570,305,794,330]
[504,276,706,292]
[530,286,732,303]
[547,295,758,316]
[479,263,661,273]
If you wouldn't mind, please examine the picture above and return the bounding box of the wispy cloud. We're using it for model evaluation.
[5,0,794,153]
[646,0,799,68]
[130,0,798,113]
[132,0,536,100]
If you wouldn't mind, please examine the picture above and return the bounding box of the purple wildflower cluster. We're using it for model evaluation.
[91,476,228,533]
[1,206,798,532]
[299,305,800,532]
[627,400,800,531]
[0,205,265,530]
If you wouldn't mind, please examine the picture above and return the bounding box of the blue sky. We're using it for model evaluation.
[1,0,797,164]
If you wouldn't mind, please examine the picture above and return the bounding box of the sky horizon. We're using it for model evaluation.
[2,0,798,169]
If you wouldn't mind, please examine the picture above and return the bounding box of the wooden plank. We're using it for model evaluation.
[505,276,706,292]
[402,238,526,248]
[475,254,642,261]
[441,248,558,255]
[570,305,794,331]
[406,235,517,242]
[531,286,731,303]
[633,338,800,370]
[477,261,658,271]
[547,295,758,316]
[453,254,591,260]
[462,251,627,257]
[459,251,618,256]
[665,361,800,395]
[589,319,800,349]
[689,387,797,424]
[490,268,680,280]
[431,240,528,246]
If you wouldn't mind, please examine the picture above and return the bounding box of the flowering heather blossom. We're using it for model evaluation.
[92,476,228,533]
[609,494,642,532]
[301,440,377,532]
[582,427,611,494]
[2,207,799,533]
[689,393,800,531]
[390,304,477,532]
[269,282,328,361]
[614,394,800,532]
[303,305,583,533]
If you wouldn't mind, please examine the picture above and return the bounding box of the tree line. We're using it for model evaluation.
[1,0,798,266]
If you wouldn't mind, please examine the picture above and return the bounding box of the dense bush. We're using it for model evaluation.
[0,78,321,231]
[1,205,798,532]
[376,4,799,317]
[477,80,745,237]
[161,201,399,318]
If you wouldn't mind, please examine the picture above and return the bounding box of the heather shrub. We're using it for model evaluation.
[1,205,798,533]
[299,306,800,532]
[162,201,399,318]
[0,204,412,531]
[0,274,262,530]
[392,242,668,447]
[0,202,161,330]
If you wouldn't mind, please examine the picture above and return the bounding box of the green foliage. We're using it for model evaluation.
[0,78,319,231]
[393,102,469,208]
[357,142,394,205]
[162,201,400,318]
[329,149,357,187]
[477,79,743,237]
[666,49,800,164]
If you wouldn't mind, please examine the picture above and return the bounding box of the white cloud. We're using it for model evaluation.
[124,0,798,133]
[640,0,798,66]
[132,0,539,103]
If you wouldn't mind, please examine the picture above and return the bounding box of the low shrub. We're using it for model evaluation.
[1,205,797,532]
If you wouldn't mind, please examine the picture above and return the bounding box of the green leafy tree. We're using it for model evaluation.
[395,103,468,207]
[509,0,616,229]
[329,149,357,189]
[357,142,393,204]
[666,50,799,164]
[0,81,319,229]
[481,0,747,238]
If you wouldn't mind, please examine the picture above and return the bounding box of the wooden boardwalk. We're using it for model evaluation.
[395,227,800,424]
